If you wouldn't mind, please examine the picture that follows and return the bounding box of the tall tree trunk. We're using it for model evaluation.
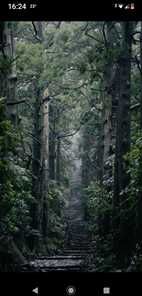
[0,22,7,98]
[6,23,17,125]
[81,126,91,188]
[103,22,114,188]
[49,103,56,180]
[39,90,49,239]
[136,22,142,244]
[103,22,118,190]
[113,22,133,267]
[31,22,49,251]
[0,22,17,122]
[140,22,142,128]
[99,22,118,236]
[56,136,61,185]
[31,80,41,232]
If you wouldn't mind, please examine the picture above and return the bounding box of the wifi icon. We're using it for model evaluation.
[32,287,39,295]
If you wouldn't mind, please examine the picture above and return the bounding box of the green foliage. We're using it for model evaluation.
[90,235,116,271]
[84,181,112,235]
[0,101,32,243]
[128,243,142,271]
[125,130,142,200]
[16,41,44,79]
[47,181,66,252]
[0,56,12,74]
[84,181,115,271]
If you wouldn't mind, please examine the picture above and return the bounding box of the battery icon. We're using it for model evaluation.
[103,287,110,294]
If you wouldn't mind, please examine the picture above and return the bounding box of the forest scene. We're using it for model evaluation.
[1,21,142,272]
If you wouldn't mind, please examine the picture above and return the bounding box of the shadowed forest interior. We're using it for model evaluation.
[1,21,142,272]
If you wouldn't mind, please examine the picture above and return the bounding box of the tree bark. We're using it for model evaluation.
[103,22,118,190]
[5,23,17,125]
[31,22,49,250]
[39,91,49,239]
[49,103,56,180]
[0,22,17,121]
[56,136,61,185]
[31,80,41,233]
[113,22,133,266]
[136,22,142,244]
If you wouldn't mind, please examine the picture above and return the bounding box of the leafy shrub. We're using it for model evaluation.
[47,181,66,253]
[0,101,33,249]
[84,181,112,236]
[125,131,142,198]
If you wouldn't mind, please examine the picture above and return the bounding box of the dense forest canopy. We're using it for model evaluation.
[1,21,142,272]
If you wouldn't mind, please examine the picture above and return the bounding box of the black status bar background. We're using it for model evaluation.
[0,0,142,20]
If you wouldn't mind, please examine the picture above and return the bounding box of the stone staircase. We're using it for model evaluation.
[20,189,94,272]
[20,220,93,272]
[20,219,94,272]
[20,136,94,272]
[58,224,93,271]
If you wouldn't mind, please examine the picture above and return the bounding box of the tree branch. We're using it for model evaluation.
[57,127,81,139]
[31,22,42,42]
[134,55,142,77]
[7,99,26,106]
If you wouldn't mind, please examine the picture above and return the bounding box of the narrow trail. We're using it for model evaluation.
[20,133,94,272]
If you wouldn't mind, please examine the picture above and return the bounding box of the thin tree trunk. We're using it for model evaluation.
[39,91,49,238]
[49,103,56,180]
[56,137,61,185]
[103,24,113,187]
[31,80,41,233]
[5,22,17,125]
[0,22,17,123]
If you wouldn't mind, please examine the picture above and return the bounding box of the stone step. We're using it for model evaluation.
[68,237,89,242]
[68,231,87,235]
[68,222,86,226]
[22,265,84,272]
[68,238,88,242]
[27,257,85,272]
[63,246,90,249]
[62,250,92,255]
[67,241,92,245]
[69,240,91,244]
[20,254,87,272]
[68,236,88,239]
[67,228,86,232]
[68,228,87,232]
[62,250,92,256]
[68,241,91,244]
[36,255,83,260]
[68,223,86,227]
[67,246,93,250]
[67,229,87,233]
[36,266,84,271]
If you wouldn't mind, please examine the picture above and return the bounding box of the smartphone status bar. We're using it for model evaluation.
[0,1,141,20]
